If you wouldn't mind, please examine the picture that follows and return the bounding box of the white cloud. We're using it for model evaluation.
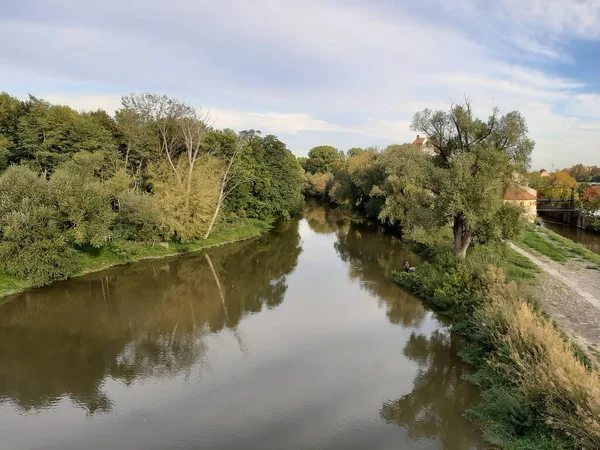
[0,0,598,168]
[508,36,570,61]
[43,94,122,113]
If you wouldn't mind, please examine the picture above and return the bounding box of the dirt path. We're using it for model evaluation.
[510,243,600,364]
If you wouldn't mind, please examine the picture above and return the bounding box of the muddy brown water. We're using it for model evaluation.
[0,202,487,450]
[541,218,600,255]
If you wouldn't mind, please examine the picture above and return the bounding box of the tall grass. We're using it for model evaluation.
[393,243,600,449]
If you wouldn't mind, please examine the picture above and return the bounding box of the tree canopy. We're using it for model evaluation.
[0,92,304,286]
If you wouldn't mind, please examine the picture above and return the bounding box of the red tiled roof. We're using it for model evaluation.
[504,184,537,201]
[412,137,425,146]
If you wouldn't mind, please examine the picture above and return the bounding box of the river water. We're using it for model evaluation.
[0,202,487,450]
[541,218,600,255]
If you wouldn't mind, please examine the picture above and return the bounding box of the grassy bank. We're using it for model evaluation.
[0,218,272,300]
[517,227,600,268]
[393,242,600,449]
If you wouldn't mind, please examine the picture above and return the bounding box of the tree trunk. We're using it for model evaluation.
[453,214,473,259]
[204,186,224,240]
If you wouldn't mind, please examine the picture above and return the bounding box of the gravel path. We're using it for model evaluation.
[510,243,600,364]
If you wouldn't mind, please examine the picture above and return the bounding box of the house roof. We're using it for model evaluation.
[412,137,425,146]
[504,184,537,201]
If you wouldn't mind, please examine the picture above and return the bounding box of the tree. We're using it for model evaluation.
[204,131,249,239]
[410,100,533,257]
[16,96,116,175]
[120,93,215,211]
[149,156,223,242]
[49,152,114,247]
[0,166,81,286]
[541,171,577,201]
[581,187,600,214]
[377,145,433,230]
[303,145,345,174]
[411,100,534,168]
[0,92,26,167]
[222,131,303,221]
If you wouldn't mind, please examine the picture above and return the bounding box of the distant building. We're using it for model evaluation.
[504,184,537,222]
[412,135,440,156]
[539,169,550,177]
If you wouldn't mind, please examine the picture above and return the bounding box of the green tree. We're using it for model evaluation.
[49,152,114,247]
[17,97,115,174]
[0,166,81,286]
[0,92,26,166]
[303,145,345,174]
[411,101,533,256]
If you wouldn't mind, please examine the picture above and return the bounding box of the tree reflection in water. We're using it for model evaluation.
[305,200,426,328]
[380,330,484,449]
[0,220,301,414]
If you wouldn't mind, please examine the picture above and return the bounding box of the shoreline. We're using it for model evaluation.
[0,219,273,303]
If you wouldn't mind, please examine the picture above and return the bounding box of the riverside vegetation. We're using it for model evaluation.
[1,93,599,448]
[0,92,303,295]
[302,100,600,449]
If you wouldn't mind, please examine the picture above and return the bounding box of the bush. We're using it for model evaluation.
[0,205,81,286]
[0,166,82,286]
[395,244,600,449]
[109,240,144,261]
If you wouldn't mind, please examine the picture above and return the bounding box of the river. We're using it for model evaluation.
[541,218,600,255]
[0,202,487,450]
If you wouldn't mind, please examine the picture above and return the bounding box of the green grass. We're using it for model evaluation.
[503,249,540,282]
[0,218,272,299]
[539,227,600,267]
[520,229,569,262]
[0,273,33,304]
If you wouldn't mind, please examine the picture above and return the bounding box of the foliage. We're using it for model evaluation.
[0,92,304,288]
[49,152,115,247]
[394,243,600,449]
[149,157,223,242]
[0,166,82,286]
[16,96,116,173]
[539,171,577,201]
[324,101,534,257]
[303,171,333,198]
[581,186,600,214]
[301,145,345,174]
[227,131,303,221]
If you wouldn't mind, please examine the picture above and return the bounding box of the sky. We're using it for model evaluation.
[1,0,599,169]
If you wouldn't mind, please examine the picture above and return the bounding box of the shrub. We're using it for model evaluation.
[0,205,81,286]
[0,166,82,286]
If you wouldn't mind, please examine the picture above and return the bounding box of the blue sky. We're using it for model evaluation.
[1,0,599,169]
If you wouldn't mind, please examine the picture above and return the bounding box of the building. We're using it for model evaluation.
[539,169,550,177]
[412,135,440,156]
[504,184,537,222]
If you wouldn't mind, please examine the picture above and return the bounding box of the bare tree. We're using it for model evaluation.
[204,135,250,240]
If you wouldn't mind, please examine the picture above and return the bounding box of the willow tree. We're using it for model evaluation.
[409,100,534,257]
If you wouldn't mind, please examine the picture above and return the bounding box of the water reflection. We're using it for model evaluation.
[0,202,487,450]
[0,220,301,414]
[305,200,425,328]
[381,330,484,449]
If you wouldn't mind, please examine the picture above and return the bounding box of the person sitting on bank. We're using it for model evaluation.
[404,261,416,273]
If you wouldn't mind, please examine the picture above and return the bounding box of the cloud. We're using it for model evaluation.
[508,36,570,61]
[0,0,598,168]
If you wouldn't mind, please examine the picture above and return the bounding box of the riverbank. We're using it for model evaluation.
[393,238,600,449]
[0,218,272,301]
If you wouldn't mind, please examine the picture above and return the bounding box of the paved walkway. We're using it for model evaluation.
[510,243,600,364]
